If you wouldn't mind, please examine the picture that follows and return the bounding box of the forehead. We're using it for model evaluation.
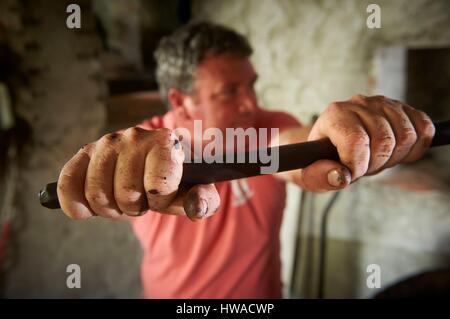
[195,53,256,85]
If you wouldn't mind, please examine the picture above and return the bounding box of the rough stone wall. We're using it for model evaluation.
[93,0,144,72]
[193,0,450,120]
[192,0,450,298]
[1,0,448,299]
[0,0,142,297]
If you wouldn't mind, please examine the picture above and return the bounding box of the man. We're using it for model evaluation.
[56,22,435,298]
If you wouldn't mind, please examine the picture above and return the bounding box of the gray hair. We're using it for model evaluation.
[154,22,253,107]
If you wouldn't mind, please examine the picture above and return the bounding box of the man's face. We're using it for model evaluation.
[175,53,260,133]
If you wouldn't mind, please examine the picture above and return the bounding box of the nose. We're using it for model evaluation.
[238,88,258,113]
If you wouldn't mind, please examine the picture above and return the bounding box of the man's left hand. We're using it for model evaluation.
[297,95,435,192]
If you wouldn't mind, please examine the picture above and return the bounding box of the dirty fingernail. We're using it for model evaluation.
[327,168,350,187]
[197,199,208,218]
[187,198,207,219]
[185,196,208,220]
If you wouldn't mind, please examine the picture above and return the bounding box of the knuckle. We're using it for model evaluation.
[396,128,417,148]
[386,100,403,111]
[154,127,173,138]
[99,132,122,146]
[351,94,367,103]
[85,190,108,207]
[151,128,175,147]
[153,128,181,152]
[345,131,370,148]
[375,134,395,154]
[327,101,346,113]
[368,95,391,107]
[123,126,146,141]
[78,142,95,155]
[115,188,144,210]
[371,116,396,151]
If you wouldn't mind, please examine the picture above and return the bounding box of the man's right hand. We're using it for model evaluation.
[57,127,221,220]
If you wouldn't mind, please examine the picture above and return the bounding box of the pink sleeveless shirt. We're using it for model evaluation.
[131,109,300,298]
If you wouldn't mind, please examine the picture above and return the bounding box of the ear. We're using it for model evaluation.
[168,88,195,121]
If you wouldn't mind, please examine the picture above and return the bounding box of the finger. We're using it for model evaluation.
[309,104,370,180]
[183,184,221,220]
[85,133,123,218]
[57,144,95,220]
[114,147,147,216]
[401,105,435,163]
[114,128,150,216]
[295,159,352,192]
[142,183,191,217]
[346,104,396,175]
[144,129,185,211]
[377,101,418,168]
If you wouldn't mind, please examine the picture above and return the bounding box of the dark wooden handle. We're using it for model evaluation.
[39,120,450,209]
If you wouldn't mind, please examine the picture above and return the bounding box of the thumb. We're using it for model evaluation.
[183,184,221,221]
[299,159,352,192]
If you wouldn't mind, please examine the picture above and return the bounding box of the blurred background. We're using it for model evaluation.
[0,0,449,298]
